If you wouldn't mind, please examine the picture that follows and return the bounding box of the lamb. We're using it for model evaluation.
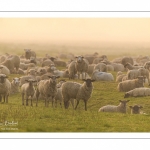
[124,87,150,98]
[21,79,36,106]
[91,70,114,81]
[68,60,77,79]
[0,65,10,75]
[75,56,89,79]
[117,76,145,92]
[24,49,36,59]
[10,78,20,94]
[129,105,143,114]
[0,55,20,73]
[124,62,143,70]
[61,78,95,111]
[0,74,11,103]
[98,100,130,113]
[36,75,60,107]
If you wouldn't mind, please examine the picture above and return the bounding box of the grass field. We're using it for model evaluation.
[0,42,150,132]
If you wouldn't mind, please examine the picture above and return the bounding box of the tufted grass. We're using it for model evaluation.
[1,42,150,132]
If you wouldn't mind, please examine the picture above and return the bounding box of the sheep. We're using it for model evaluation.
[68,60,77,79]
[0,55,20,73]
[24,49,36,59]
[21,79,36,106]
[41,59,54,67]
[127,69,140,80]
[54,60,66,67]
[84,56,96,64]
[10,78,20,94]
[107,64,114,71]
[91,70,114,81]
[55,80,66,107]
[94,63,107,72]
[36,67,47,76]
[98,100,130,113]
[46,64,56,74]
[124,62,143,70]
[124,87,150,98]
[116,71,127,82]
[111,63,125,72]
[54,69,69,78]
[61,78,95,111]
[0,74,11,103]
[92,55,107,64]
[36,75,60,107]
[144,61,150,71]
[18,68,25,75]
[117,76,145,92]
[129,105,143,114]
[75,56,89,79]
[0,65,10,75]
[87,64,95,74]
[121,56,134,66]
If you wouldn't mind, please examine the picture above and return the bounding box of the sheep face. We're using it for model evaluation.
[82,79,95,87]
[129,105,143,114]
[13,78,20,85]
[48,75,60,84]
[0,74,7,84]
[124,93,130,98]
[75,56,84,63]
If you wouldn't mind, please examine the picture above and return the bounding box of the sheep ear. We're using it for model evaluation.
[91,79,95,82]
[25,79,29,82]
[48,76,52,78]
[129,106,133,108]
[56,76,60,78]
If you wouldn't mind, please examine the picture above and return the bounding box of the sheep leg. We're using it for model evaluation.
[0,95,2,102]
[75,99,80,110]
[70,99,74,109]
[52,97,55,107]
[26,96,28,106]
[35,90,40,107]
[31,96,33,107]
[77,72,80,79]
[22,94,24,105]
[3,95,6,103]
[6,95,8,103]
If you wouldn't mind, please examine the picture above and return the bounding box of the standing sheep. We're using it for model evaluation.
[36,75,60,107]
[68,60,77,79]
[75,56,89,79]
[0,74,11,103]
[61,79,95,111]
[24,49,36,59]
[98,100,130,113]
[117,76,145,92]
[21,79,36,106]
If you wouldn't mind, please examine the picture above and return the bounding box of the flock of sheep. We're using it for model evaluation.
[0,49,150,114]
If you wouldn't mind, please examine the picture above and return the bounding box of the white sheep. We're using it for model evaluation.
[75,56,89,79]
[21,79,36,106]
[94,63,107,72]
[36,75,60,107]
[0,65,10,76]
[10,78,20,94]
[124,87,150,98]
[117,76,145,92]
[0,74,11,103]
[98,100,130,113]
[61,78,95,111]
[91,70,114,81]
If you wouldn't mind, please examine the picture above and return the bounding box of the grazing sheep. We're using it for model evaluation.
[127,69,140,80]
[121,56,134,66]
[117,76,145,92]
[91,70,114,81]
[24,49,36,59]
[129,105,143,114]
[94,63,107,72]
[75,56,89,79]
[10,78,20,94]
[124,87,150,98]
[124,62,143,70]
[1,55,20,73]
[0,74,11,103]
[36,75,60,107]
[116,71,127,82]
[0,65,10,75]
[61,79,95,111]
[21,79,36,106]
[98,100,130,113]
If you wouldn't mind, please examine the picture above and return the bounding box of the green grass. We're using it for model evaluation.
[1,42,150,132]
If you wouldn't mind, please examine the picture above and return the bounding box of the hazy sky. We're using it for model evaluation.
[0,18,150,44]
